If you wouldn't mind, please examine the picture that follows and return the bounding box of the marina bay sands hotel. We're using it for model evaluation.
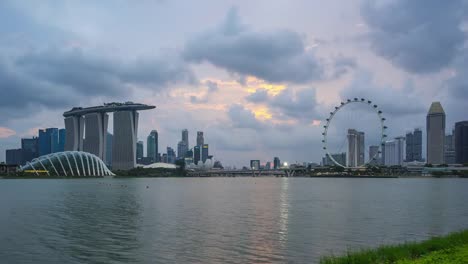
[63,102,155,170]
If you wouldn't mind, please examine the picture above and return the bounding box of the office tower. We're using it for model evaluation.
[274,157,280,169]
[38,128,59,156]
[136,141,144,160]
[21,137,39,164]
[64,116,84,151]
[444,133,455,164]
[405,131,413,161]
[405,128,423,162]
[6,149,22,165]
[455,121,468,164]
[82,113,108,161]
[347,129,365,167]
[250,160,260,170]
[147,130,158,163]
[265,162,271,170]
[202,144,209,163]
[194,145,201,165]
[426,102,445,164]
[112,111,139,170]
[106,132,113,167]
[57,129,66,152]
[177,141,188,159]
[167,147,176,164]
[384,137,405,166]
[197,131,204,146]
[369,145,380,165]
[182,129,189,146]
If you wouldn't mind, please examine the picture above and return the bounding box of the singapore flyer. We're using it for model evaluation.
[322,98,388,169]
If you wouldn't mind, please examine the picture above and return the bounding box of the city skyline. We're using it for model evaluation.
[1,1,468,167]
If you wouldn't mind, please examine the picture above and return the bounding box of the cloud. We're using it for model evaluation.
[269,88,320,121]
[0,48,194,124]
[227,104,265,129]
[361,0,466,73]
[245,89,269,103]
[0,127,16,138]
[184,7,324,84]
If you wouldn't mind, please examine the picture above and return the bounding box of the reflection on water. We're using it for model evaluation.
[1,178,468,264]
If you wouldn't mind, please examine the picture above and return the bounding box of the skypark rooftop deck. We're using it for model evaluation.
[63,102,156,117]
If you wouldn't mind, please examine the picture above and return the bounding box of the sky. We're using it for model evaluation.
[0,0,467,167]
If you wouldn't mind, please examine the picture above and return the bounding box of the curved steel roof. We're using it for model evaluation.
[63,102,155,117]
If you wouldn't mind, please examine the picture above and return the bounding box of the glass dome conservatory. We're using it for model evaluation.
[20,151,114,177]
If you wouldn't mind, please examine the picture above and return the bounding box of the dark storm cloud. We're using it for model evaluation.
[0,48,194,124]
[361,0,466,73]
[184,8,324,84]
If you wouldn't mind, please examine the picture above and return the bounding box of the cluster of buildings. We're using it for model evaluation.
[136,129,213,168]
[248,157,282,170]
[323,102,468,168]
[5,128,66,166]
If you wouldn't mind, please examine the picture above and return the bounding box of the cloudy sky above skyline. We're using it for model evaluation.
[1,0,467,166]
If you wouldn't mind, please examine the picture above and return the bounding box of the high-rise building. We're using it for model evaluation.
[21,137,39,164]
[384,137,405,166]
[83,113,108,161]
[426,102,445,164]
[194,145,201,165]
[250,160,260,170]
[182,129,189,146]
[347,129,365,167]
[57,128,66,152]
[112,111,139,170]
[6,149,22,165]
[202,144,209,163]
[39,128,59,156]
[147,130,158,163]
[455,121,468,164]
[196,131,204,146]
[405,128,423,162]
[64,116,84,151]
[106,132,113,167]
[136,141,144,160]
[444,133,456,164]
[273,157,280,169]
[167,147,176,164]
[369,146,380,165]
[177,141,188,159]
[265,162,271,170]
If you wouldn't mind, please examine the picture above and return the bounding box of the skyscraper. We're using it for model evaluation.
[426,102,445,164]
[83,112,108,161]
[177,141,188,159]
[57,128,66,152]
[384,137,405,166]
[136,141,144,160]
[147,130,158,162]
[6,149,22,165]
[194,145,201,165]
[38,128,59,156]
[21,137,39,164]
[444,133,455,164]
[455,121,468,164]
[202,144,209,163]
[405,128,423,162]
[112,111,139,170]
[347,129,365,167]
[197,131,204,146]
[167,147,176,164]
[182,129,189,146]
[273,157,280,169]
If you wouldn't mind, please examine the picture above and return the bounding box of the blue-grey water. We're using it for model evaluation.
[1,178,468,263]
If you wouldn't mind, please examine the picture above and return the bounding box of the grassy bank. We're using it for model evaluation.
[320,230,468,264]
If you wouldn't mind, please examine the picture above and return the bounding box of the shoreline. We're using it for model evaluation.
[320,229,468,264]
[1,175,467,179]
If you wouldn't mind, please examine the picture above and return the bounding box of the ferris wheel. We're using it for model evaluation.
[322,98,387,168]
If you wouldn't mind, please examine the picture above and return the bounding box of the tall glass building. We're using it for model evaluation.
[455,121,468,164]
[39,128,59,156]
[426,102,445,164]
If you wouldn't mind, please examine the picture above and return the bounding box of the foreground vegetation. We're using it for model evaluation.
[320,230,468,264]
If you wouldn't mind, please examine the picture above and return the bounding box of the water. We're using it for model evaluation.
[1,178,468,263]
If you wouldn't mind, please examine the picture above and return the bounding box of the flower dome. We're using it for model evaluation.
[20,151,114,177]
